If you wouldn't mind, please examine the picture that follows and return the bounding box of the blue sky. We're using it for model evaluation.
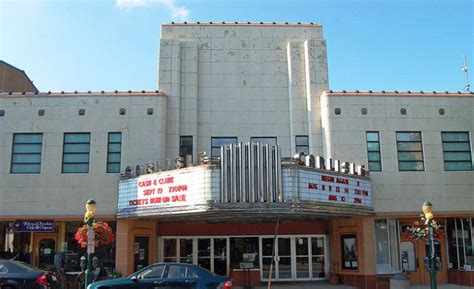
[0,0,472,92]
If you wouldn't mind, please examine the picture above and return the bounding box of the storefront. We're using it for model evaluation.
[157,234,328,281]
[0,220,117,275]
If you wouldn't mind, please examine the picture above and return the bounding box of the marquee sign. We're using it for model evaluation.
[284,168,372,207]
[117,145,372,218]
[117,167,218,217]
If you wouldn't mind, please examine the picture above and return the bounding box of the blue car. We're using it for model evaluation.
[0,259,59,289]
[87,262,232,289]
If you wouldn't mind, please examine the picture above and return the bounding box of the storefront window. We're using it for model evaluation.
[0,222,32,263]
[163,239,177,262]
[374,219,400,274]
[447,218,473,270]
[179,239,193,264]
[230,237,259,270]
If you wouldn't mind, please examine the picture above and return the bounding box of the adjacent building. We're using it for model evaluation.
[0,60,38,93]
[0,23,473,288]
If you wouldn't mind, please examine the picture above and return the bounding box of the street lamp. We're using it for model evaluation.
[422,201,437,289]
[84,199,97,289]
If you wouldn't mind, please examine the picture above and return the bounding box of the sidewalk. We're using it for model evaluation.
[235,281,473,289]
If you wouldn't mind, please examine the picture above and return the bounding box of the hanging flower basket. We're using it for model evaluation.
[402,219,444,240]
[75,221,115,248]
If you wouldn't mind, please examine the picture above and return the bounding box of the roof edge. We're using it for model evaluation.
[0,90,166,98]
[163,21,322,27]
[323,90,474,96]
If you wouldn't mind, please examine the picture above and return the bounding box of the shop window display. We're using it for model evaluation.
[230,237,259,270]
[447,218,473,270]
[0,222,32,264]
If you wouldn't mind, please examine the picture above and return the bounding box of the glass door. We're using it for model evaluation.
[277,238,292,279]
[295,237,309,279]
[260,237,292,280]
[213,238,227,275]
[179,238,193,264]
[38,239,55,270]
[311,237,326,279]
[261,238,275,279]
[133,236,149,271]
[197,238,211,270]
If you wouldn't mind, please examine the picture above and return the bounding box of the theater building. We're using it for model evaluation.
[0,23,473,288]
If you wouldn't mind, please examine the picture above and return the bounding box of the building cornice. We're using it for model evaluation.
[163,21,322,27]
[0,90,166,99]
[323,90,474,97]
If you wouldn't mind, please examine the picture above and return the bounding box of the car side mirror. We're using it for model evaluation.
[131,276,139,283]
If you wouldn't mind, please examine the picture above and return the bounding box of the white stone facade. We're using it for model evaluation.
[320,91,474,214]
[0,92,167,216]
[159,23,329,159]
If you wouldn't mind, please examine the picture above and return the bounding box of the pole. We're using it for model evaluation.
[85,219,94,289]
[428,221,437,289]
[267,217,280,289]
[85,249,92,288]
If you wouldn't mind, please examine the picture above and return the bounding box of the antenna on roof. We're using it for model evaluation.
[461,55,470,92]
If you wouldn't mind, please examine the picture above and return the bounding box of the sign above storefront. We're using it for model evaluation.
[117,144,373,219]
[286,168,372,207]
[12,220,55,233]
[118,167,219,217]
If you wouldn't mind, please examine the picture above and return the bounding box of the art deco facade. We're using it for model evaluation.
[0,23,473,288]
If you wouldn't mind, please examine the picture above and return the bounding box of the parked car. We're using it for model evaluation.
[87,262,232,289]
[0,259,59,289]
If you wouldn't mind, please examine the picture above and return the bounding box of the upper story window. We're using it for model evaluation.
[295,136,309,155]
[180,136,193,160]
[62,133,91,173]
[366,132,382,172]
[107,132,122,173]
[11,133,43,174]
[396,132,424,171]
[250,137,277,146]
[211,137,237,157]
[441,132,472,171]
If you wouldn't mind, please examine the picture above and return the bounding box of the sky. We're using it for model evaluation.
[0,0,472,92]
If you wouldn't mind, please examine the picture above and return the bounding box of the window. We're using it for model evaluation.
[163,239,177,262]
[62,133,91,173]
[250,137,277,145]
[441,132,472,171]
[446,218,473,270]
[140,265,165,279]
[107,132,122,173]
[180,136,193,160]
[167,265,187,278]
[211,137,237,157]
[11,133,43,174]
[295,136,309,155]
[366,132,381,172]
[396,132,424,171]
[374,219,400,274]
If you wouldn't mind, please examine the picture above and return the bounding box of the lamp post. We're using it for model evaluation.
[422,201,437,289]
[84,199,97,289]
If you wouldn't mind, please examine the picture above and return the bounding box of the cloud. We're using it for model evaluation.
[116,0,189,20]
